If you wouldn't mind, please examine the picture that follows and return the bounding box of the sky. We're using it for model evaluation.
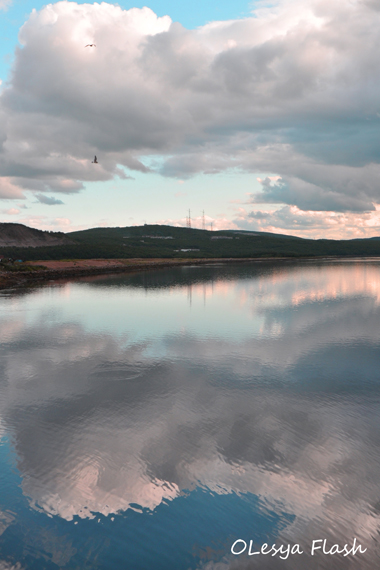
[0,0,380,239]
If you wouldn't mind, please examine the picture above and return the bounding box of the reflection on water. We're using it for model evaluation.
[0,260,380,569]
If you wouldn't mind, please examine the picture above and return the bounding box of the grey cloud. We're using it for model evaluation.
[35,194,64,205]
[0,1,380,211]
[362,0,380,11]
[159,151,234,177]
[249,205,326,228]
[12,177,83,194]
[247,209,269,220]
[243,145,380,212]
[252,176,376,212]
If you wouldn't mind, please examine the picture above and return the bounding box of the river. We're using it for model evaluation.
[0,260,379,569]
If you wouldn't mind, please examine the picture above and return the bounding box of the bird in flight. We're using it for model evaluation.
[92,156,98,164]
[85,44,96,48]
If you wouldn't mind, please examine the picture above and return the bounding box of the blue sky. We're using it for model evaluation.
[1,0,380,238]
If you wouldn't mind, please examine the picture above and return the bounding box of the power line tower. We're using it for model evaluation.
[186,209,191,228]
[202,210,205,230]
[210,221,214,231]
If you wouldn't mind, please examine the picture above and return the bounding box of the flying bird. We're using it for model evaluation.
[85,44,96,48]
[92,156,98,164]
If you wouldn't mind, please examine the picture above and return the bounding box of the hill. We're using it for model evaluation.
[0,223,72,248]
[1,223,380,260]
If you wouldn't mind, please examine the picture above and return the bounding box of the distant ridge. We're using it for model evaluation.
[1,222,380,260]
[0,223,72,248]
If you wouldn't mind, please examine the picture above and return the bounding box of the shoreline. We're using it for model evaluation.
[0,256,378,291]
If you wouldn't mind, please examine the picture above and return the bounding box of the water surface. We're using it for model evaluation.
[0,260,380,569]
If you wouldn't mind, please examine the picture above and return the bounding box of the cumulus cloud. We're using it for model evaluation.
[233,203,380,239]
[0,0,380,217]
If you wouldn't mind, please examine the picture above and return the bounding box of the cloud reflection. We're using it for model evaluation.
[1,262,380,568]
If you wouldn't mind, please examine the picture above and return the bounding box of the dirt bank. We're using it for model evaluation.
[0,255,352,292]
[0,257,262,291]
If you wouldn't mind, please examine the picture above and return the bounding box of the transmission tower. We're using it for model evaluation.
[210,221,214,231]
[186,209,191,228]
[202,210,205,230]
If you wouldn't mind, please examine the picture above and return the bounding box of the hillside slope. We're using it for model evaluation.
[0,223,72,248]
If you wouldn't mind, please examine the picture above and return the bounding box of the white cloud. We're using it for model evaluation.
[0,0,380,216]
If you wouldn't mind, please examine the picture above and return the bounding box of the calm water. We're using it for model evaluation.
[0,260,380,569]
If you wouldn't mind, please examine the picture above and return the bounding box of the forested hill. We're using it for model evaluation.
[1,223,380,260]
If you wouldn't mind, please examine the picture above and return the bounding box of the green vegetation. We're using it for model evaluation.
[1,224,380,260]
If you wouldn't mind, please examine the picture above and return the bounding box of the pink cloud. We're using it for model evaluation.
[0,178,25,200]
[234,205,380,239]
[14,216,86,233]
[157,215,237,231]
[2,208,20,215]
